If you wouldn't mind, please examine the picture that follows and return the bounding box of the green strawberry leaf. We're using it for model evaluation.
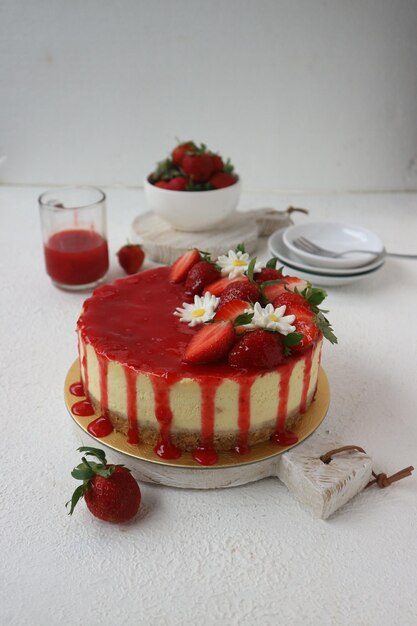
[71,464,95,481]
[283,332,304,347]
[77,447,107,464]
[66,484,88,516]
[94,466,116,478]
[245,257,257,282]
[266,257,279,269]
[315,311,338,344]
[234,312,254,327]
[260,279,286,288]
[301,286,328,308]
[235,242,246,254]
[223,158,235,174]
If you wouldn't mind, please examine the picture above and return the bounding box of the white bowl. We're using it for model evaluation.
[283,221,384,269]
[144,176,241,232]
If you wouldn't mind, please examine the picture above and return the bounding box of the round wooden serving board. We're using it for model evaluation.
[65,361,330,488]
[131,210,259,265]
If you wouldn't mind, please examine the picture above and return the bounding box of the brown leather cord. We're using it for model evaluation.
[320,445,366,464]
[319,445,414,489]
[366,466,414,489]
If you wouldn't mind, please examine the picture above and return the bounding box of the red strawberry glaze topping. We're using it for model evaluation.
[77,267,319,464]
[71,400,95,417]
[69,381,85,397]
[87,416,114,438]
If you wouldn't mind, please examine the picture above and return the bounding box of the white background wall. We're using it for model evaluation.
[1,0,416,192]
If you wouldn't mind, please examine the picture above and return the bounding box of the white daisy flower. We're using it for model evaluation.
[216,249,262,279]
[174,292,220,327]
[247,302,296,336]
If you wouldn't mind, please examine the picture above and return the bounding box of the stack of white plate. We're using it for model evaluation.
[268,222,386,287]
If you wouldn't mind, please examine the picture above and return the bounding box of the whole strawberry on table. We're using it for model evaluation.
[66,447,141,523]
[148,141,238,191]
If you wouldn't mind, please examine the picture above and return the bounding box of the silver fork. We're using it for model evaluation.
[293,236,417,259]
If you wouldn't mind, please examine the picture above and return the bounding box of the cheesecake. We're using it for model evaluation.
[76,248,335,464]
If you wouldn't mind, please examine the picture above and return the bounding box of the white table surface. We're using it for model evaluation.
[1,186,416,626]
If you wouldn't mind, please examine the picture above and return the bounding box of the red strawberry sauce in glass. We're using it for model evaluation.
[44,229,109,286]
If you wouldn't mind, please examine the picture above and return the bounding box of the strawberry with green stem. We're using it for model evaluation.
[66,447,141,523]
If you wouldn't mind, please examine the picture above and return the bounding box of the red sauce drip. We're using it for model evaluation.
[124,366,139,444]
[234,376,256,454]
[87,416,114,437]
[98,355,109,418]
[192,447,219,466]
[300,348,314,413]
[191,379,221,465]
[71,400,95,416]
[69,381,85,397]
[271,430,299,446]
[151,376,181,460]
[82,350,89,392]
[44,229,109,285]
[276,361,295,433]
[154,441,182,460]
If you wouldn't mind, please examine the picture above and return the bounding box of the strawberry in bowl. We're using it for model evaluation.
[144,141,241,232]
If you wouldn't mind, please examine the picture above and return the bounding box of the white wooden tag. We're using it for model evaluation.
[276,440,373,519]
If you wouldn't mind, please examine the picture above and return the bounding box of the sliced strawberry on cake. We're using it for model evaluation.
[262,276,308,303]
[287,305,319,353]
[183,320,235,364]
[170,249,201,283]
[214,299,251,323]
[272,290,311,312]
[202,275,247,297]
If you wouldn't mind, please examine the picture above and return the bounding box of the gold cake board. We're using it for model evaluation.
[65,360,330,488]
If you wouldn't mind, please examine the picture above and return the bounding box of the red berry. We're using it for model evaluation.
[154,180,170,189]
[263,276,308,303]
[166,176,188,191]
[214,299,251,323]
[288,304,319,352]
[219,281,261,308]
[172,141,196,166]
[184,261,221,296]
[67,448,141,523]
[181,153,214,183]
[272,291,311,311]
[208,172,237,189]
[85,466,141,523]
[202,276,247,297]
[183,321,235,364]
[211,154,224,173]
[228,329,285,369]
[117,244,145,275]
[170,249,201,283]
[255,267,284,283]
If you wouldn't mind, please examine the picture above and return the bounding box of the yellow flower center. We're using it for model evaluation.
[191,308,206,318]
[269,314,279,322]
[232,259,247,267]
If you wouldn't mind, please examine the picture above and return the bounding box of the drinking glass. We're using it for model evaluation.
[39,186,109,290]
